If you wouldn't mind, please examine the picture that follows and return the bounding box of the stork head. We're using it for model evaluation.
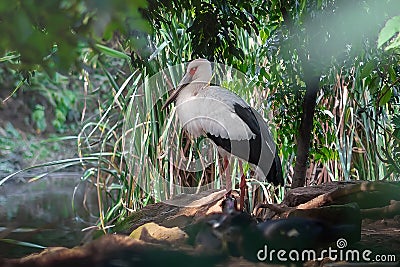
[162,59,211,110]
[185,58,212,82]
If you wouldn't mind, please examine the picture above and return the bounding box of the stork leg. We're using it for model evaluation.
[238,161,246,211]
[222,156,232,195]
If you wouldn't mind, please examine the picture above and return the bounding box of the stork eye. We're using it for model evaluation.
[189,66,198,75]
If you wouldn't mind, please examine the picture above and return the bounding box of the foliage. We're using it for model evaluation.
[28,72,81,133]
[31,104,47,132]
[142,0,266,64]
[0,0,150,134]
[0,0,149,74]
[0,68,82,133]
[0,122,77,176]
[250,0,400,185]
[378,15,400,50]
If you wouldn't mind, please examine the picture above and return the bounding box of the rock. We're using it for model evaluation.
[163,189,227,208]
[254,217,360,250]
[2,235,225,267]
[288,202,362,243]
[283,182,354,207]
[129,222,188,245]
[116,188,227,234]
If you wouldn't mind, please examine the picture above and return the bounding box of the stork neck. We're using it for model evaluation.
[176,82,208,104]
[185,81,208,94]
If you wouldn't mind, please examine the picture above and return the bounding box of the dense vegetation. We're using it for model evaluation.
[1,0,399,233]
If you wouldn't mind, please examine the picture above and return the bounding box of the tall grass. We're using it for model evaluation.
[306,63,399,184]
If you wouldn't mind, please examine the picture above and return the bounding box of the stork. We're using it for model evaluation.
[162,59,283,211]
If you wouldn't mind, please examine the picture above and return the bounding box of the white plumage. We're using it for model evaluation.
[176,87,256,140]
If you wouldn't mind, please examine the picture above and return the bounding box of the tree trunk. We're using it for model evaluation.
[291,72,320,188]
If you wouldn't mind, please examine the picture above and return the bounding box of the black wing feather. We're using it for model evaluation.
[206,102,283,186]
[232,103,261,136]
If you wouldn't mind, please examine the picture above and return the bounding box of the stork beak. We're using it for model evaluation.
[162,72,193,110]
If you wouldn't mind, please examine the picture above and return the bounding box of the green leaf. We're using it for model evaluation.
[317,0,323,9]
[359,60,375,79]
[259,67,269,79]
[392,114,400,127]
[384,35,400,51]
[148,41,169,61]
[379,86,392,106]
[32,105,47,132]
[368,75,380,95]
[394,128,400,140]
[378,16,400,48]
[0,239,46,249]
[259,29,269,44]
[95,44,130,60]
[0,53,20,62]
[388,66,397,82]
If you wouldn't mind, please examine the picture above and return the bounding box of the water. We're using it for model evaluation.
[0,172,98,258]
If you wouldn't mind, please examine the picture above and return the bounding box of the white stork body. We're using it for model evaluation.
[162,59,283,209]
[176,86,256,140]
